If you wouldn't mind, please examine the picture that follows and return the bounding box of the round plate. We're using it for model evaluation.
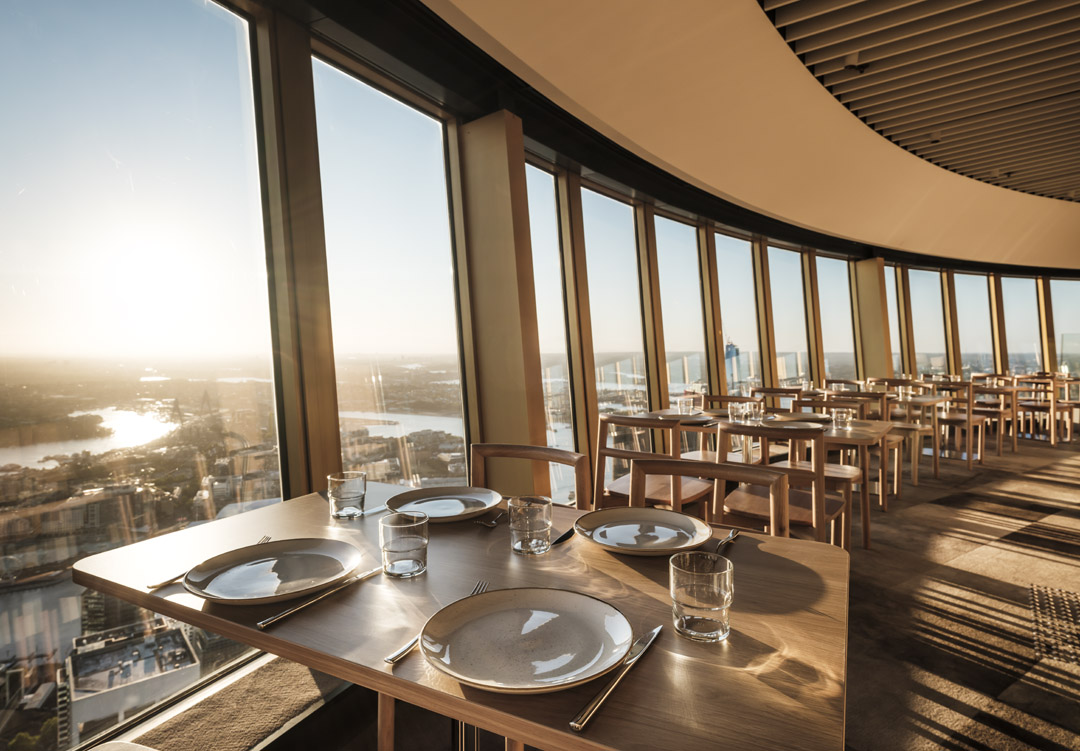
[774,412,832,423]
[420,588,633,694]
[183,538,364,605]
[768,421,827,430]
[573,507,712,556]
[387,486,501,522]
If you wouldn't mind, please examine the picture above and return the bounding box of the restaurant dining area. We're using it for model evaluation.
[3,1,1080,750]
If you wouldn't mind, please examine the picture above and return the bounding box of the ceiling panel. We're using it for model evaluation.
[764,0,1080,201]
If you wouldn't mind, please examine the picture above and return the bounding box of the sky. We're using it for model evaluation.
[655,215,706,354]
[768,247,809,356]
[1,0,272,359]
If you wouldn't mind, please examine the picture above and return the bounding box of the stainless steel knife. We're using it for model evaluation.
[569,624,663,732]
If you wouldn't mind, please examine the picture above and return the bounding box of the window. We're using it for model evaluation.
[884,265,903,374]
[1001,277,1043,375]
[768,248,810,386]
[816,256,857,379]
[954,273,994,377]
[715,235,762,393]
[582,189,648,414]
[1051,279,1080,375]
[655,217,707,400]
[525,165,575,503]
[908,270,947,375]
[314,60,467,487]
[1,1,278,746]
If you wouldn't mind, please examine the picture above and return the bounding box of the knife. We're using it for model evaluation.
[256,565,383,630]
[569,625,663,732]
[551,527,575,546]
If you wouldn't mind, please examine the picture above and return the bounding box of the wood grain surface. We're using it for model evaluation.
[72,486,850,751]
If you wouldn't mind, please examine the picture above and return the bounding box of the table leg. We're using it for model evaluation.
[931,412,940,479]
[506,741,525,751]
[878,436,888,511]
[378,693,395,751]
[1012,394,1019,452]
[910,432,920,486]
[859,445,871,549]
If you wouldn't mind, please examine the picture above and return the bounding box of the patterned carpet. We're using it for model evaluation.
[845,438,1080,750]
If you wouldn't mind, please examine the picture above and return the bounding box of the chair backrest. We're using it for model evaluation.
[716,421,829,538]
[793,398,866,419]
[751,387,804,412]
[593,413,685,509]
[938,381,975,420]
[628,458,790,538]
[825,378,862,391]
[470,443,590,510]
[826,390,887,419]
[1017,377,1058,407]
[702,394,764,409]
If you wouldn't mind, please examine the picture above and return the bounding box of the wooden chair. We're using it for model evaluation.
[825,378,863,392]
[1016,378,1068,446]
[470,443,590,510]
[716,421,851,549]
[628,458,790,538]
[593,413,713,519]
[752,387,804,413]
[829,391,903,505]
[971,377,1017,456]
[937,382,986,470]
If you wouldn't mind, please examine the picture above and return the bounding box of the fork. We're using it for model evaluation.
[474,510,504,529]
[384,580,488,664]
[146,534,271,589]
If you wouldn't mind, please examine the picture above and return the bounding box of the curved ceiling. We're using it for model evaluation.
[765,0,1080,203]
[419,0,1080,269]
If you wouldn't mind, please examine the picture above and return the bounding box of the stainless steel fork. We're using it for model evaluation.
[146,534,271,589]
[384,580,488,664]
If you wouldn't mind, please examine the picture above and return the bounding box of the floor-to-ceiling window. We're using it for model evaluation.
[715,234,762,393]
[314,60,467,487]
[655,216,707,400]
[768,248,811,386]
[1,2,279,746]
[954,273,994,377]
[816,256,857,380]
[908,269,948,375]
[1051,279,1080,374]
[1001,277,1043,375]
[884,265,904,374]
[581,189,648,414]
[525,165,575,503]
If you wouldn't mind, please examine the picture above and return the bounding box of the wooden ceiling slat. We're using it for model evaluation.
[914,118,1080,159]
[839,48,1080,110]
[922,136,1080,171]
[823,18,1080,91]
[810,2,1080,76]
[941,140,1080,172]
[800,0,1058,65]
[867,79,1080,132]
[854,64,1080,120]
[885,95,1080,141]
[991,157,1080,179]
[1003,175,1080,193]
[782,0,930,42]
[773,0,864,27]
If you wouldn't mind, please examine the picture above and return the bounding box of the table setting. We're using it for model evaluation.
[72,477,850,750]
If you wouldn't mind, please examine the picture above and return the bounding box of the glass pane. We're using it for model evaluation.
[582,189,648,415]
[525,165,575,504]
[656,217,707,400]
[768,248,810,386]
[715,235,762,392]
[1051,279,1080,375]
[314,61,466,487]
[816,257,856,380]
[908,270,947,376]
[884,266,903,374]
[954,274,994,377]
[1001,277,1043,375]
[0,1,277,746]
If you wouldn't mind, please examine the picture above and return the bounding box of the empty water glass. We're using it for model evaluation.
[380,512,428,578]
[509,496,552,555]
[670,551,733,642]
[328,471,367,519]
[833,407,854,429]
[675,396,696,415]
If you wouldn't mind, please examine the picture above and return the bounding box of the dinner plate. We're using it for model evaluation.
[420,588,634,694]
[573,507,712,556]
[386,486,501,522]
[774,412,832,423]
[767,421,827,430]
[183,538,364,606]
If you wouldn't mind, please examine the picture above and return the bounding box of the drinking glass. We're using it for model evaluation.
[379,512,428,577]
[832,407,853,429]
[509,496,552,555]
[328,471,367,519]
[670,552,733,642]
[675,396,695,415]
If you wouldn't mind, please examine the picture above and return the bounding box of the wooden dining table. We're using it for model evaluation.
[72,486,850,751]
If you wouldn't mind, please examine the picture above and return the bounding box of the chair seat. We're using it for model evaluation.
[770,459,861,481]
[938,413,988,425]
[606,472,713,506]
[889,420,932,433]
[724,485,845,527]
[681,450,745,463]
[1018,401,1068,411]
[974,406,1013,416]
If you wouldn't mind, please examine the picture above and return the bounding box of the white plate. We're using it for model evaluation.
[386,486,501,522]
[420,588,633,694]
[574,507,712,556]
[768,421,828,430]
[183,538,364,606]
